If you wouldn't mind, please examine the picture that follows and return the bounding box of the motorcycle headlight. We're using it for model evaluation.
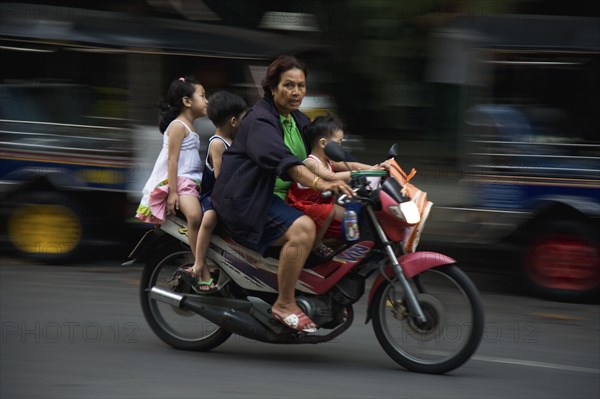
[387,201,421,225]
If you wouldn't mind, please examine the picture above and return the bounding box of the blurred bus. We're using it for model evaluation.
[426,15,599,301]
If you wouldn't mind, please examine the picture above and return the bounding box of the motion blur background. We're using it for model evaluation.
[1,0,598,301]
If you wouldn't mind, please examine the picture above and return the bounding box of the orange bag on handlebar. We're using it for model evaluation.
[387,159,433,253]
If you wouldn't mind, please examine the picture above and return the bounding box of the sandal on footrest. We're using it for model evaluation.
[271,308,317,333]
[176,266,216,293]
[313,243,335,259]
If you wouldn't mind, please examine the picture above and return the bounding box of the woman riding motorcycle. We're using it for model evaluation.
[211,55,353,333]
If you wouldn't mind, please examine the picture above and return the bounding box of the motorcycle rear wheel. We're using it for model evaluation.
[140,248,232,351]
[371,264,484,374]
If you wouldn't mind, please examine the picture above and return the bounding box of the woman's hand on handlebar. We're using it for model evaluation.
[318,179,353,198]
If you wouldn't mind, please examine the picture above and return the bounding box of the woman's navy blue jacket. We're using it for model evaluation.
[211,97,311,248]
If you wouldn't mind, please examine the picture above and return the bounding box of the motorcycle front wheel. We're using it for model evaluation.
[371,264,484,374]
[140,248,232,351]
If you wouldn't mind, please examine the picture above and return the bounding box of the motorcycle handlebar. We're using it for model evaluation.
[350,170,388,178]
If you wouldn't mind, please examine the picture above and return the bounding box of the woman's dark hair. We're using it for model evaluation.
[307,114,344,147]
[207,91,248,128]
[158,76,198,133]
[261,55,307,99]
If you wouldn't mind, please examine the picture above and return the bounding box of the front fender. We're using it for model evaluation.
[365,251,456,323]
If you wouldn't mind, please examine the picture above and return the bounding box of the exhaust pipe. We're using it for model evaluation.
[148,287,352,344]
[150,287,184,308]
[148,286,279,343]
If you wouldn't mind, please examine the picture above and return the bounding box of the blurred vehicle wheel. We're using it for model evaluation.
[5,191,87,264]
[522,219,599,302]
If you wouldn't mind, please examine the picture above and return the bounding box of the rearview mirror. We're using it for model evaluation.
[388,143,399,159]
[324,141,347,163]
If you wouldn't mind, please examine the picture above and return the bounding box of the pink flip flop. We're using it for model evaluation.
[271,308,317,333]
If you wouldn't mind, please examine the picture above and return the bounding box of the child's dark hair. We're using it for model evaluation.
[157,76,199,134]
[307,114,344,147]
[207,91,247,128]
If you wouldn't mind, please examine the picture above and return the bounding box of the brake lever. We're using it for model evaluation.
[337,187,361,206]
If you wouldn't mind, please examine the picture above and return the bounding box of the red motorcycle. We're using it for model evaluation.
[129,143,484,374]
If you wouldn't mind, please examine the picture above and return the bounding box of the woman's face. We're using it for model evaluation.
[271,68,306,117]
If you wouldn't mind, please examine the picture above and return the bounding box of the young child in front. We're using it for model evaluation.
[135,76,208,262]
[286,114,382,258]
[181,91,247,292]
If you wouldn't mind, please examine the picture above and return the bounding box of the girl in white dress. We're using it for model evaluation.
[135,76,208,260]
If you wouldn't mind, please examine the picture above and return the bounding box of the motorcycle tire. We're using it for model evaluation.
[371,264,484,374]
[140,247,232,351]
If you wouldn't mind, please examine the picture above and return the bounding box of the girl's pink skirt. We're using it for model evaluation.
[135,177,200,224]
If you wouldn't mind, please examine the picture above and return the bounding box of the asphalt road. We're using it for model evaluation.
[1,256,598,399]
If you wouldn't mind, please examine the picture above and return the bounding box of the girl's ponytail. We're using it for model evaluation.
[157,102,179,134]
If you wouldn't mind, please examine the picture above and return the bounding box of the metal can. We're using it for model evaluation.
[343,209,360,242]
